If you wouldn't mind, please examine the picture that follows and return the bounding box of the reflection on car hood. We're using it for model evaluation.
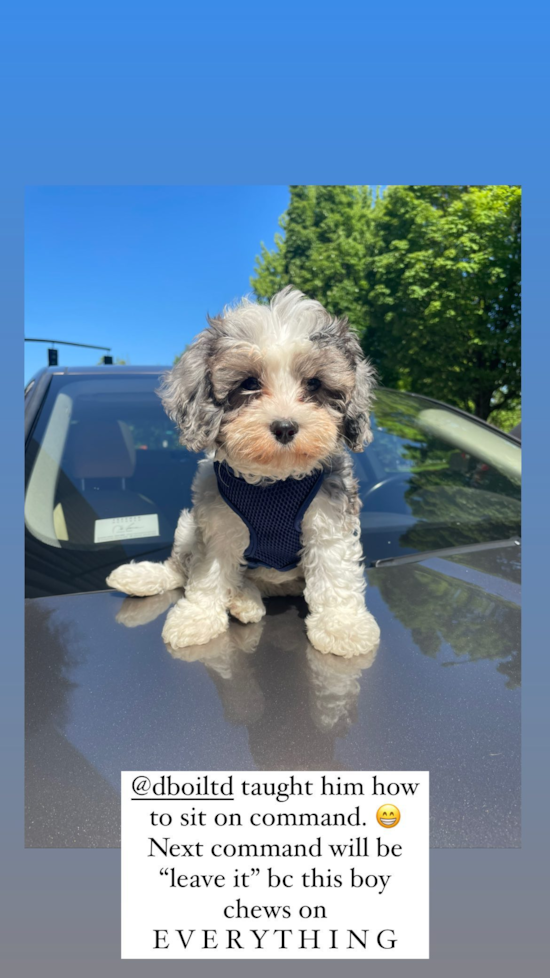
[25,543,520,849]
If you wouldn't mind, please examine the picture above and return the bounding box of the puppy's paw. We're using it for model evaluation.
[162,600,228,649]
[306,607,381,658]
[165,630,235,664]
[107,561,185,597]
[229,586,266,624]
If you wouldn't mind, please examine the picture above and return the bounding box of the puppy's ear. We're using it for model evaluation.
[158,330,222,452]
[310,313,376,453]
[336,322,376,453]
[344,357,376,452]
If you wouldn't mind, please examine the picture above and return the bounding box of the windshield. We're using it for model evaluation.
[25,374,196,597]
[25,375,521,597]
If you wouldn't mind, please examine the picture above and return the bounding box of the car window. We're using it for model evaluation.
[25,376,521,597]
[355,390,521,563]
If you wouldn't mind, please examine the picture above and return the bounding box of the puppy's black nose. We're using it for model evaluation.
[270,420,299,444]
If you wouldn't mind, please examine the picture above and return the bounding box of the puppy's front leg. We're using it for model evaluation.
[162,490,257,649]
[161,543,241,649]
[300,494,380,658]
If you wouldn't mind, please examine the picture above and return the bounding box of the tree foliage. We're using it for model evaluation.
[251,185,521,426]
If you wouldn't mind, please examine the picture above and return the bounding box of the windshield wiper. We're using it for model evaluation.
[371,537,520,568]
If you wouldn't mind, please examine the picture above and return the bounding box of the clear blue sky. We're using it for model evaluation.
[25,186,290,382]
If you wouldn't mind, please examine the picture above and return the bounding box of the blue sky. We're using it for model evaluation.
[25,186,290,382]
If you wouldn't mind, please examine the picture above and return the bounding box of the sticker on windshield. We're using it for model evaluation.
[94,514,160,543]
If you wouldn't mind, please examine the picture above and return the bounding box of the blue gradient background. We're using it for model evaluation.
[3,1,549,974]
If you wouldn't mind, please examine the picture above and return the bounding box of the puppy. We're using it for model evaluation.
[106,287,380,657]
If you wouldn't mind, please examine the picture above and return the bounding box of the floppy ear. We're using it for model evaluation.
[344,357,375,451]
[158,330,223,452]
[309,313,376,453]
[341,329,376,452]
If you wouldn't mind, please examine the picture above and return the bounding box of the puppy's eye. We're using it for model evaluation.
[241,376,261,391]
[306,377,322,392]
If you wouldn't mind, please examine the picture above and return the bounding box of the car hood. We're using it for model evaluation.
[25,542,520,849]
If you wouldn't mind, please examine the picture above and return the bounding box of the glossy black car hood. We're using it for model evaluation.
[25,542,520,849]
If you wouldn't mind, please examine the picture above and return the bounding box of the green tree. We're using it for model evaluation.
[252,185,375,335]
[251,185,521,426]
[365,185,521,421]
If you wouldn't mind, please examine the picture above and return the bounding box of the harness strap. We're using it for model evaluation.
[214,461,324,572]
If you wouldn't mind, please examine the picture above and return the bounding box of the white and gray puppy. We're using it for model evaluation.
[106,287,380,657]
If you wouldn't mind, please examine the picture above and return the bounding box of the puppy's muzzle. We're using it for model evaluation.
[270,420,299,445]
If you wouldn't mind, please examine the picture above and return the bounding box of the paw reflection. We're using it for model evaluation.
[165,619,264,667]
[305,636,379,732]
[115,589,183,628]
[112,590,381,754]
[165,620,266,725]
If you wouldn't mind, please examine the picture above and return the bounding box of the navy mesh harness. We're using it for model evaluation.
[214,461,325,572]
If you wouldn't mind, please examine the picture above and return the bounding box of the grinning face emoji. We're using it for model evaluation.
[376,804,401,828]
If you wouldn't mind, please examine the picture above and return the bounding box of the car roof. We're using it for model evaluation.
[31,364,170,377]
